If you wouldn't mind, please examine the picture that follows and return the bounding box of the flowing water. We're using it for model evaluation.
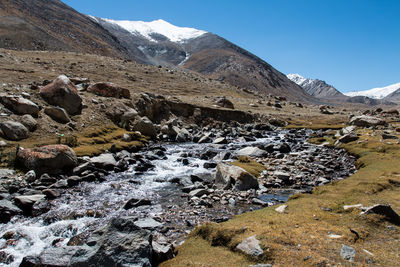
[0,129,356,266]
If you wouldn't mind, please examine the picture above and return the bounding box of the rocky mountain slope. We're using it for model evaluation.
[0,0,314,103]
[383,87,400,103]
[95,17,313,102]
[0,0,131,58]
[287,74,346,99]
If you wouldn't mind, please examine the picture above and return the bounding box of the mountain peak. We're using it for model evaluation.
[344,82,400,99]
[287,73,307,84]
[100,17,207,43]
[287,73,345,99]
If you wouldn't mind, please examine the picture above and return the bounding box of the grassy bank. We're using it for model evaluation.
[0,125,147,168]
[161,126,400,266]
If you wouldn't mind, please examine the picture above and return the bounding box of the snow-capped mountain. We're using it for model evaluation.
[287,74,345,99]
[89,16,313,102]
[101,18,207,43]
[344,82,400,99]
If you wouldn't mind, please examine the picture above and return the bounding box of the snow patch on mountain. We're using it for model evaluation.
[287,74,310,86]
[287,73,344,99]
[101,18,207,43]
[344,82,400,99]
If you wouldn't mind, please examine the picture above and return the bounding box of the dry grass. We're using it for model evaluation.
[162,127,400,267]
[0,125,147,168]
[231,156,268,177]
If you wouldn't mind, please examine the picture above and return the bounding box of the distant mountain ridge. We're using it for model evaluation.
[287,74,345,99]
[344,82,400,100]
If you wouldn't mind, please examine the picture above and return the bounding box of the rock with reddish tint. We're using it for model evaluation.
[17,145,78,175]
[0,94,39,116]
[87,82,130,99]
[40,75,82,115]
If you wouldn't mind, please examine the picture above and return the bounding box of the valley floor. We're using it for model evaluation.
[162,125,400,266]
[0,49,399,266]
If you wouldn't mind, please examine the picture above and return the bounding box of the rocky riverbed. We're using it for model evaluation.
[0,125,357,266]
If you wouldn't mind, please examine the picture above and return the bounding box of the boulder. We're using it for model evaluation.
[237,147,268,157]
[213,137,228,144]
[87,82,130,99]
[198,133,212,143]
[0,199,23,223]
[17,145,78,175]
[20,114,38,132]
[120,109,139,129]
[361,204,400,225]
[124,198,152,210]
[0,120,29,140]
[273,171,290,183]
[131,116,157,138]
[236,235,263,258]
[215,97,234,109]
[40,75,82,115]
[338,133,359,144]
[25,170,37,183]
[0,94,39,116]
[214,162,259,191]
[350,115,385,127]
[340,244,356,262]
[90,153,117,170]
[14,194,45,215]
[134,218,163,230]
[44,107,70,123]
[152,233,174,265]
[189,189,208,197]
[70,217,152,267]
[175,127,191,142]
[20,247,80,267]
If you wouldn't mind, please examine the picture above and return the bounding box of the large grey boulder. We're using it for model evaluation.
[0,94,39,116]
[70,217,152,267]
[350,115,385,127]
[44,107,70,123]
[214,162,259,191]
[17,145,78,175]
[132,116,157,138]
[0,120,29,140]
[237,147,268,157]
[90,153,117,170]
[40,75,82,115]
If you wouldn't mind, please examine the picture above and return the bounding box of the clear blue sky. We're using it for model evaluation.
[62,0,399,92]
